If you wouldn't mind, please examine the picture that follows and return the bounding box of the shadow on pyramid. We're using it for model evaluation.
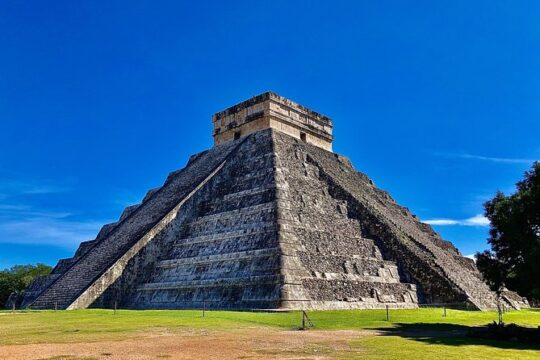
[8,92,528,311]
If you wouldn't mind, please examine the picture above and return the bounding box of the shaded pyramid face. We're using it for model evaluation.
[13,128,521,311]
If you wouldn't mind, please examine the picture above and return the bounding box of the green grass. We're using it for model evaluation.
[352,334,540,360]
[0,308,539,358]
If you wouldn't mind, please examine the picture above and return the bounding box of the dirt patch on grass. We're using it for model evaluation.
[0,328,372,359]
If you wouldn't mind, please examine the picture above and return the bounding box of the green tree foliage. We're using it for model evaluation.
[476,162,540,302]
[0,264,52,307]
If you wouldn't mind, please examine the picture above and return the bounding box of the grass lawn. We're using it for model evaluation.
[0,308,539,359]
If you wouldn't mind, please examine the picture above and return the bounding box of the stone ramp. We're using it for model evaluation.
[129,130,282,309]
[28,138,246,310]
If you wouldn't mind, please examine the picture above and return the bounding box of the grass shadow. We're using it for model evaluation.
[374,323,540,351]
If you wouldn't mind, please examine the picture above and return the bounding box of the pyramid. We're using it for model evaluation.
[9,92,528,311]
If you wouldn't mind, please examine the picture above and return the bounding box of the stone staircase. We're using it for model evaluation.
[130,132,283,309]
[27,138,247,309]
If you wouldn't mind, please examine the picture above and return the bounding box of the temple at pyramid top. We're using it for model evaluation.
[212,92,334,151]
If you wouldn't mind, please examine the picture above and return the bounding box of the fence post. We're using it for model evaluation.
[12,301,15,314]
[386,305,389,321]
[55,301,58,312]
[300,310,314,330]
[444,305,447,317]
[203,300,206,318]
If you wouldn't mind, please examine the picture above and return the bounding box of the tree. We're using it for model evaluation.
[476,162,540,306]
[0,264,52,308]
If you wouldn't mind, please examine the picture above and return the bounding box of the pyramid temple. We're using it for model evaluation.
[8,92,528,311]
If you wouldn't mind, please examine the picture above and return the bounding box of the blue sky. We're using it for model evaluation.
[1,1,539,269]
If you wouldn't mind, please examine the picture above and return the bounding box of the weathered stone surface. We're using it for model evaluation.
[213,92,333,151]
[12,93,523,311]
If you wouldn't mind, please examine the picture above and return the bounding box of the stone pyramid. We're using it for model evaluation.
[10,92,527,311]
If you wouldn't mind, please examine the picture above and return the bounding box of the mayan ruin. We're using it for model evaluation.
[7,92,528,312]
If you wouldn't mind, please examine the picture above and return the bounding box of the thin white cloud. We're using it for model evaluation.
[0,176,101,249]
[422,219,459,226]
[0,203,106,248]
[423,214,490,227]
[0,203,71,219]
[463,214,490,226]
[0,204,29,211]
[21,185,72,195]
[0,217,105,248]
[0,179,72,196]
[465,254,476,262]
[440,152,537,165]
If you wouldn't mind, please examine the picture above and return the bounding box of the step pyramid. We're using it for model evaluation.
[10,92,527,311]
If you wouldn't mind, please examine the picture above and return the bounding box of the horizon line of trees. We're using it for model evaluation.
[0,263,52,308]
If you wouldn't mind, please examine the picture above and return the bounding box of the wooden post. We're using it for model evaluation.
[12,301,15,314]
[114,300,117,315]
[386,305,389,321]
[54,301,58,312]
[203,300,206,318]
[300,310,313,330]
[444,305,447,317]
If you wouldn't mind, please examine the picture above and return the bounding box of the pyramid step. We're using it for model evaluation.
[305,272,400,284]
[138,274,282,291]
[220,186,274,202]
[119,204,141,222]
[174,225,277,246]
[301,278,418,304]
[297,254,398,270]
[279,227,383,259]
[155,266,280,283]
[51,258,77,275]
[171,234,278,259]
[73,240,97,258]
[213,167,274,189]
[158,247,281,268]
[142,188,160,202]
[95,222,118,240]
[186,222,277,239]
[195,187,276,218]
[280,223,368,241]
[186,202,276,227]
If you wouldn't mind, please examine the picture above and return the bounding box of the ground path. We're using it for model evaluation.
[0,328,371,359]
